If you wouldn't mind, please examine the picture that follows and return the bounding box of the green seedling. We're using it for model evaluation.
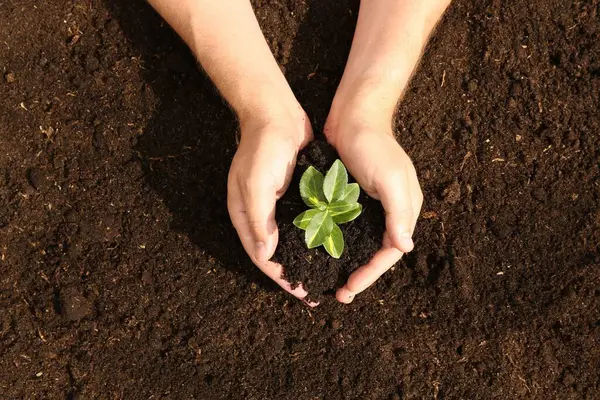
[293,160,362,258]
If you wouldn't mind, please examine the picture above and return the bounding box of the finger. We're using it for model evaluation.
[336,233,403,304]
[411,186,424,232]
[229,181,277,262]
[298,113,314,149]
[229,183,318,306]
[378,171,415,253]
[228,181,256,257]
[241,175,278,262]
[259,261,319,307]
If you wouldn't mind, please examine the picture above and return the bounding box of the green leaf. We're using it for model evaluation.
[332,203,362,224]
[323,224,344,258]
[340,183,360,204]
[293,209,321,230]
[323,160,348,203]
[299,166,326,207]
[305,211,333,249]
[327,200,355,216]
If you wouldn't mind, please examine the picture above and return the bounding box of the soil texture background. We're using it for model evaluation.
[1,0,599,398]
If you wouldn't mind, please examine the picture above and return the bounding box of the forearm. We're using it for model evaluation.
[329,0,451,134]
[147,0,298,124]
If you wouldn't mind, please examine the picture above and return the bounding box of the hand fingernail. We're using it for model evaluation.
[303,299,320,308]
[255,241,268,262]
[396,232,414,252]
[336,288,353,304]
[338,291,355,304]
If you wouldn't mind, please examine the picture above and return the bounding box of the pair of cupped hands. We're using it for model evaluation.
[227,98,423,305]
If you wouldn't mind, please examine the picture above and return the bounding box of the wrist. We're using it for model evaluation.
[333,75,407,118]
[325,0,442,147]
[325,78,402,149]
[237,89,308,147]
[231,76,294,119]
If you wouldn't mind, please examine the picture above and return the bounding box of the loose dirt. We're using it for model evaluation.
[1,0,598,398]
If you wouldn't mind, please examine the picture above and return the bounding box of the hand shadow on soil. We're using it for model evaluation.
[103,0,359,289]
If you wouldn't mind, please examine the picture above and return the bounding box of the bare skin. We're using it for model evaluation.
[148,0,451,304]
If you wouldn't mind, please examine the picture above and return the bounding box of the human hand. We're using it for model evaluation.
[227,107,316,303]
[324,115,423,304]
[312,0,448,305]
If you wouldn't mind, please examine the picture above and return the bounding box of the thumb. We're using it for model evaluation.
[377,172,415,253]
[243,178,278,262]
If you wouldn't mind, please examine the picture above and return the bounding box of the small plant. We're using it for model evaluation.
[293,160,362,258]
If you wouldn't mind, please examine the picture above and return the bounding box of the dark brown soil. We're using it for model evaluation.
[1,0,599,399]
[273,140,385,297]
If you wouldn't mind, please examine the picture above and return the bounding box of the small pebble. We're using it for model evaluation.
[85,54,100,73]
[510,82,523,96]
[26,168,43,190]
[92,130,105,151]
[443,181,461,205]
[4,71,15,83]
[532,188,547,202]
[470,223,482,234]
[467,80,478,92]
[490,222,511,238]
[141,270,153,285]
[565,130,577,141]
[60,288,93,321]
